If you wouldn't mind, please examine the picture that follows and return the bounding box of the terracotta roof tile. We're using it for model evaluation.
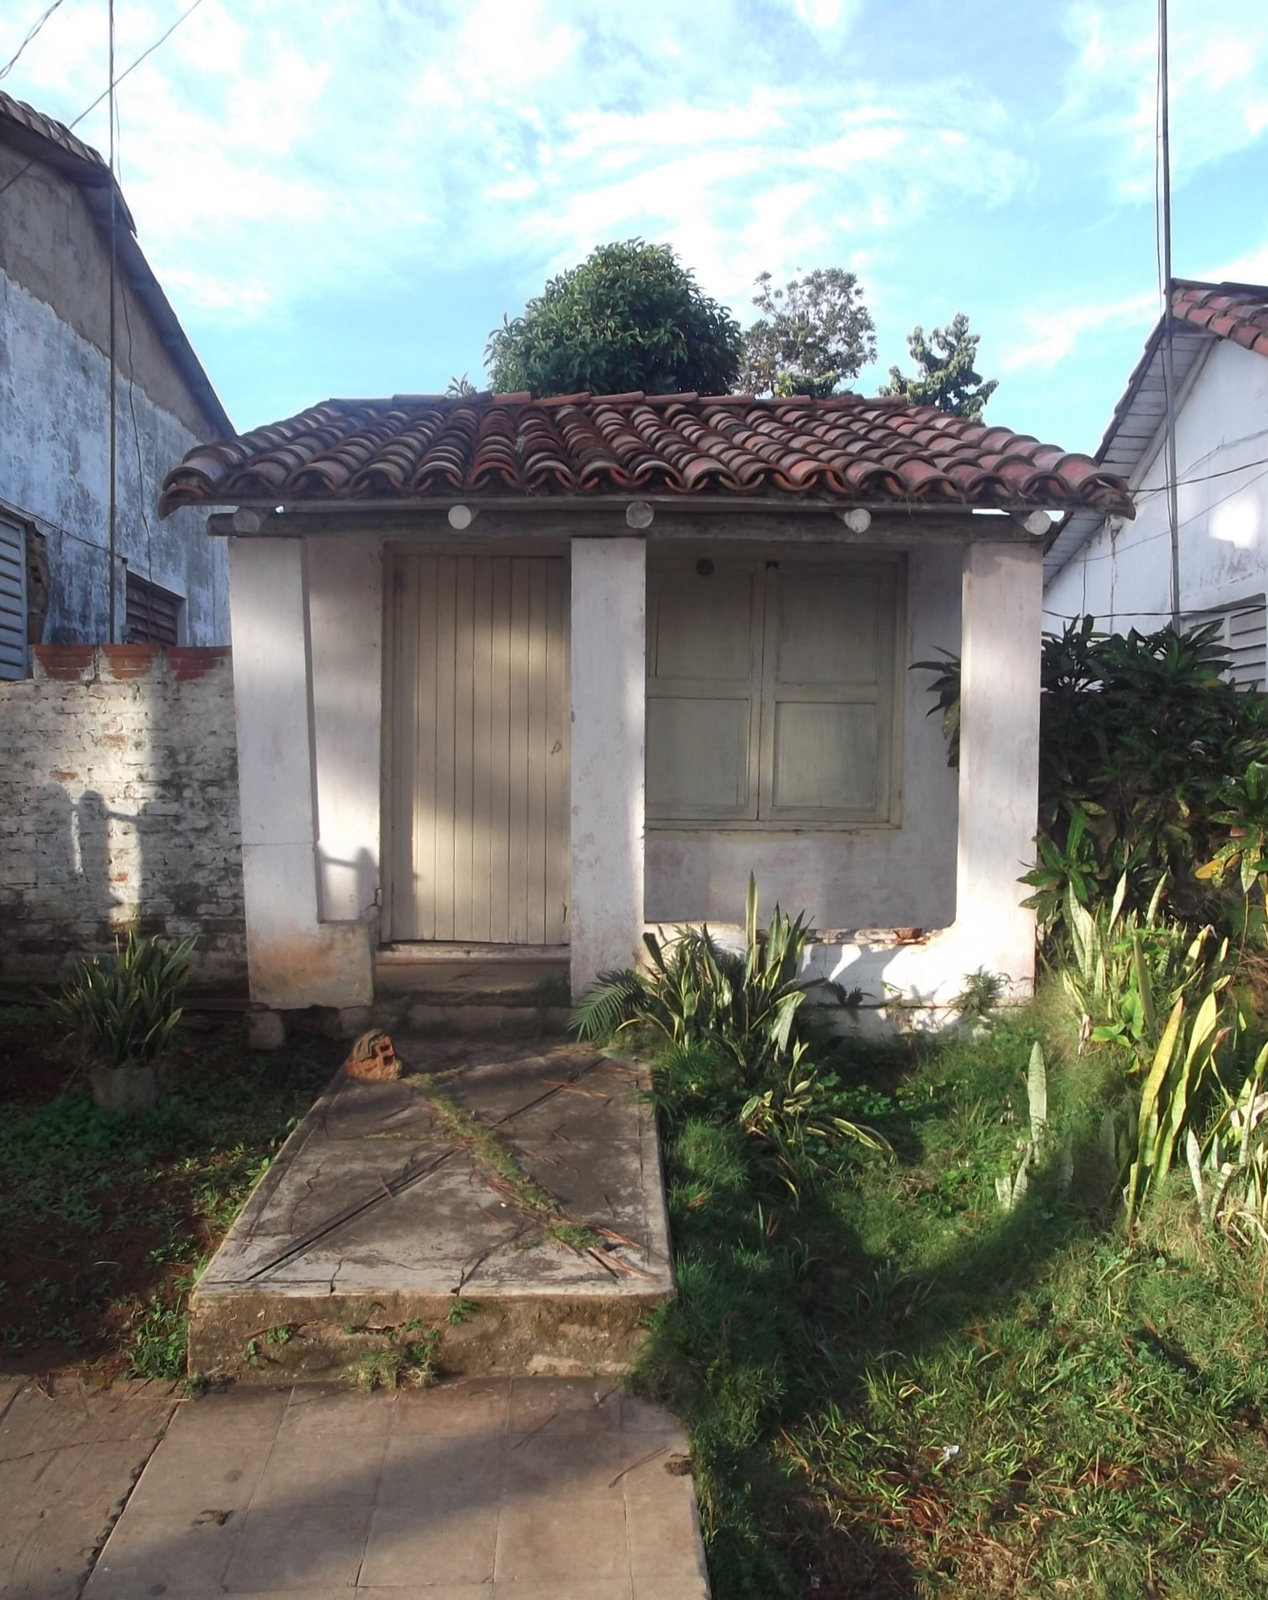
[1172,280,1268,353]
[158,392,1133,519]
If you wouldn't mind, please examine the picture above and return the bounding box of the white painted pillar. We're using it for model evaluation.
[229,536,372,1009]
[569,537,646,997]
[308,535,383,924]
[953,539,1042,992]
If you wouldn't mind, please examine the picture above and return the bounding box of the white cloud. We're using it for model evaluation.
[0,0,1036,338]
[1059,0,1268,197]
[1001,290,1158,372]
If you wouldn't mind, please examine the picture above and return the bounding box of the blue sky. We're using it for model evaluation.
[5,0,1268,454]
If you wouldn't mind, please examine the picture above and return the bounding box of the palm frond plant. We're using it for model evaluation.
[53,932,196,1112]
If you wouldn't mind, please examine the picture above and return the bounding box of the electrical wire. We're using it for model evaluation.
[111,109,156,582]
[0,0,67,82]
[1060,459,1268,569]
[0,0,205,201]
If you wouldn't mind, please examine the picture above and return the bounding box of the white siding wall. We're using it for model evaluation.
[1046,340,1268,634]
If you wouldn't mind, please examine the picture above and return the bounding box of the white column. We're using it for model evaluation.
[229,536,372,1008]
[308,535,383,923]
[569,537,646,997]
[953,539,1042,992]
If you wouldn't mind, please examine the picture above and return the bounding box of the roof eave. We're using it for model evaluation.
[1,95,232,440]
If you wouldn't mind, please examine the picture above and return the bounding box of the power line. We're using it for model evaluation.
[0,0,206,201]
[0,0,67,82]
[1059,458,1268,568]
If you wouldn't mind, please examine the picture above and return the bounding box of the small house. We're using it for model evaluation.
[159,390,1131,1015]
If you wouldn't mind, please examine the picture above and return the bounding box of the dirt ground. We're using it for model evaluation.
[0,1007,339,1384]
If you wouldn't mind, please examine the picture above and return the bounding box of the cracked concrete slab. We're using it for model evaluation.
[189,1043,673,1382]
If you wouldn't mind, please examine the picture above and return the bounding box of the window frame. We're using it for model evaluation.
[645,546,906,832]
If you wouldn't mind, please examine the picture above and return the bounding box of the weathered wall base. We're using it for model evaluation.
[0,644,245,986]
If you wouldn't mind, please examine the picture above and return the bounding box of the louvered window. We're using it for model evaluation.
[0,517,27,680]
[1184,598,1266,691]
[646,552,902,826]
[125,573,182,646]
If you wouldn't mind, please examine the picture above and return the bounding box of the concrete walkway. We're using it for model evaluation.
[0,1376,180,1599]
[190,1043,673,1384]
[3,1376,709,1598]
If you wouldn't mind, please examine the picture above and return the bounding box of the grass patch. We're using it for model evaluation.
[0,1013,337,1378]
[418,1084,603,1253]
[346,1321,441,1391]
[635,1008,1268,1598]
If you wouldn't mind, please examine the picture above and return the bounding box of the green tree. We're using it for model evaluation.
[741,268,876,397]
[484,239,742,399]
[879,312,998,420]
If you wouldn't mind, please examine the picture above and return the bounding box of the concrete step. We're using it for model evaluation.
[189,1042,673,1385]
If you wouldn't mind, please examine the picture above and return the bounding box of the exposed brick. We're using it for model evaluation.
[101,644,162,680]
[0,649,246,988]
[33,645,95,682]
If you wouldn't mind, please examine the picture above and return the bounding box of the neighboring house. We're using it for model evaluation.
[1046,281,1268,683]
[0,91,232,679]
[160,390,1131,1014]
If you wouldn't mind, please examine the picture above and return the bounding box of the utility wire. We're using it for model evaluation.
[0,0,205,201]
[0,0,67,82]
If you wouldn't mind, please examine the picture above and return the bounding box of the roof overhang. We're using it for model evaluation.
[0,91,232,439]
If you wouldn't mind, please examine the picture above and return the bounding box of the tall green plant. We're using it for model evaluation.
[571,876,812,1085]
[1186,1038,1268,1245]
[1125,982,1233,1228]
[53,933,195,1071]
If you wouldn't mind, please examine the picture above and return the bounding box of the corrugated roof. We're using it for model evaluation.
[158,391,1132,519]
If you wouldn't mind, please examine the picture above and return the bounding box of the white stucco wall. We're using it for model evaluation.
[308,534,384,923]
[570,537,647,992]
[644,542,962,930]
[229,536,371,1009]
[0,271,227,645]
[1046,340,1268,628]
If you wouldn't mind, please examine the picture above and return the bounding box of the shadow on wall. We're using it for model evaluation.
[0,645,246,990]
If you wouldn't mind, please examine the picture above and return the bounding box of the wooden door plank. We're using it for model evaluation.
[544,557,569,942]
[507,559,531,943]
[451,557,476,939]
[388,556,417,940]
[525,559,549,944]
[431,558,457,938]
[488,557,512,942]
[470,556,493,943]
[413,556,439,940]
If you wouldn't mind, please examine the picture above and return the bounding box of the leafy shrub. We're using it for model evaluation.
[53,933,195,1070]
[570,876,812,1086]
[915,618,1268,939]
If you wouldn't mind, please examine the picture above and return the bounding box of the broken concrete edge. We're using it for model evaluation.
[195,1068,347,1285]
[186,1290,669,1384]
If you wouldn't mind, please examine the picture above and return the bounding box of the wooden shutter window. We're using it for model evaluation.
[0,518,26,681]
[646,562,762,820]
[125,573,182,646]
[646,554,901,827]
[761,565,896,821]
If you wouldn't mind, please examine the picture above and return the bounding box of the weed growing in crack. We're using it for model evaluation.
[348,1323,441,1391]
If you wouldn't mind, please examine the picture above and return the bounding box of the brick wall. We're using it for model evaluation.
[0,644,245,988]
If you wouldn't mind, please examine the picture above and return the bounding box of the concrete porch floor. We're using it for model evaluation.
[190,1041,673,1384]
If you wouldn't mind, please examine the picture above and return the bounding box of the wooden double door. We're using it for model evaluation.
[386,553,570,944]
